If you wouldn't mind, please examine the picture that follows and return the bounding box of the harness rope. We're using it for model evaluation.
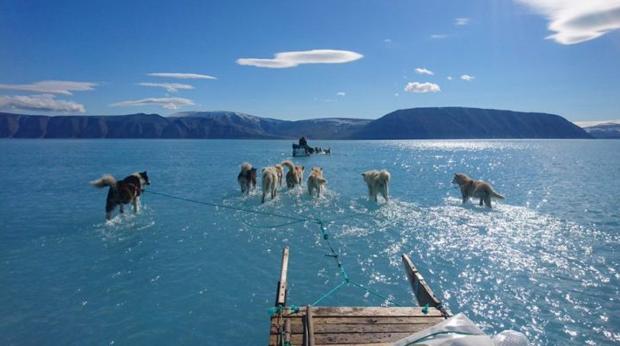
[144,189,400,310]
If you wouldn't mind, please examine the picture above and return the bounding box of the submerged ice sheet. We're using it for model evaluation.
[0,139,618,345]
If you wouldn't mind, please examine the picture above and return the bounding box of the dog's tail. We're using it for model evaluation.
[281,160,295,171]
[240,162,252,172]
[91,175,117,189]
[490,189,505,199]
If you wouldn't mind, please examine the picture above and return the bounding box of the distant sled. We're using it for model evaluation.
[292,136,331,157]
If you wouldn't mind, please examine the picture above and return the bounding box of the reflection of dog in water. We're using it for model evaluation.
[307,167,327,197]
[237,162,257,194]
[91,171,150,220]
[452,173,504,208]
[362,170,390,202]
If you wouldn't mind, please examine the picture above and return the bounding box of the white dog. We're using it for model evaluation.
[307,167,327,197]
[362,170,390,202]
[261,167,279,203]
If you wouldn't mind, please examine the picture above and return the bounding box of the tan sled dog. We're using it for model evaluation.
[282,160,304,188]
[274,164,284,187]
[452,173,504,208]
[307,167,327,197]
[362,170,390,202]
[261,167,279,203]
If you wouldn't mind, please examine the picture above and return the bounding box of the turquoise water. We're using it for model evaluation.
[1,139,618,345]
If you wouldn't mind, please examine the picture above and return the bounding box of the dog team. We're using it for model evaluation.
[91,165,504,219]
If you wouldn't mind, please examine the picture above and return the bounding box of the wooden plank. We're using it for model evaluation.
[276,247,290,306]
[306,305,316,346]
[401,255,442,309]
[279,315,444,326]
[284,306,442,318]
[284,319,291,345]
[288,332,413,345]
[288,321,443,334]
[315,344,391,346]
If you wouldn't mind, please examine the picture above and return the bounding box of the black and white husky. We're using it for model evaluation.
[91,171,150,220]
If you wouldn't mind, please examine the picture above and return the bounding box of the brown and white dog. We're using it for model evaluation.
[307,167,327,197]
[282,160,304,189]
[452,173,504,208]
[261,167,279,203]
[91,171,150,220]
[362,170,390,202]
[238,162,257,194]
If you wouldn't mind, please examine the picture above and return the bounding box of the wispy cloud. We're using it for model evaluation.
[447,76,453,80]
[112,97,194,110]
[404,82,441,93]
[430,34,448,39]
[460,74,475,81]
[147,72,217,80]
[0,80,96,95]
[138,82,194,93]
[384,38,392,43]
[236,49,363,68]
[516,0,620,44]
[415,67,434,76]
[336,91,346,97]
[0,94,86,113]
[455,17,470,26]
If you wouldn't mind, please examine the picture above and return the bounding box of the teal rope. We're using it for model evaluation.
[241,219,307,229]
[145,190,313,223]
[145,189,401,307]
[311,280,347,306]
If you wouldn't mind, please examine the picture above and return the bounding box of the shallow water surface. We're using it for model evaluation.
[0,139,618,345]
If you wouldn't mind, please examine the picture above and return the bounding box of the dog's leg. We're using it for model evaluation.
[484,195,492,208]
[106,202,115,220]
[262,191,266,203]
[479,197,484,206]
[381,187,389,202]
[133,197,139,213]
[119,204,124,214]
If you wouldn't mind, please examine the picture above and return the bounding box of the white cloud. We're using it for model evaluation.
[516,0,620,44]
[404,82,441,93]
[430,34,448,39]
[336,91,346,97]
[0,80,96,95]
[236,49,363,68]
[415,67,434,76]
[461,74,475,81]
[138,82,194,93]
[447,76,453,80]
[455,17,470,26]
[112,97,194,110]
[0,94,85,113]
[148,72,217,80]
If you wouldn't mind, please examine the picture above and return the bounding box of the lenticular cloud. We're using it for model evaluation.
[516,0,620,44]
[237,49,363,68]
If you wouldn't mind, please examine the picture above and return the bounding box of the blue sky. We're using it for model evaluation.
[0,0,619,122]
